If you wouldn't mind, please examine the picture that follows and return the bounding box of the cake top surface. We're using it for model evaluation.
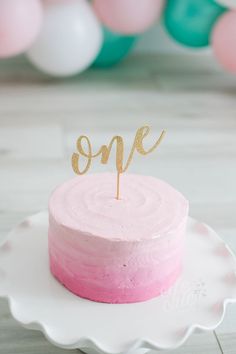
[49,173,188,241]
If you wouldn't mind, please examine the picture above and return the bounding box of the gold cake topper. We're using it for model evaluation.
[72,126,165,199]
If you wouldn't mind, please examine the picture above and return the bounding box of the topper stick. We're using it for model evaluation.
[116,172,120,200]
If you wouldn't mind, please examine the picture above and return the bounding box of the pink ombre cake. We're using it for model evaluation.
[48,173,189,303]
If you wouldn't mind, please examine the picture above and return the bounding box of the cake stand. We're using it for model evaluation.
[0,212,236,354]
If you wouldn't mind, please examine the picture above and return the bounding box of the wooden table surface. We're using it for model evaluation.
[0,54,236,353]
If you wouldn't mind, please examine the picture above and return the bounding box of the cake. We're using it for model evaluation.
[48,172,189,303]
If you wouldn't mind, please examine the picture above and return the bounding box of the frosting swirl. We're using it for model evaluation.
[49,173,188,241]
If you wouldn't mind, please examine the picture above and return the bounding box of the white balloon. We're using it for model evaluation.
[216,0,236,8]
[26,0,102,77]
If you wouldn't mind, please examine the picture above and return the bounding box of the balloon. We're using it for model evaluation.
[26,0,102,77]
[93,0,165,35]
[0,0,43,58]
[216,0,236,8]
[164,0,226,48]
[93,27,137,67]
[212,11,236,73]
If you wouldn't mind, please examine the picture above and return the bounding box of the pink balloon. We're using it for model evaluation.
[0,0,43,58]
[93,0,165,34]
[212,10,236,73]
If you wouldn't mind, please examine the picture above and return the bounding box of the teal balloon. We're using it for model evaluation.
[93,27,137,67]
[164,0,227,48]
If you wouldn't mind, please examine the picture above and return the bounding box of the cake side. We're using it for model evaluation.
[48,173,189,303]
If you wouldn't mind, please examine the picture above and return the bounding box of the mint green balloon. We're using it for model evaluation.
[93,27,137,67]
[164,0,227,47]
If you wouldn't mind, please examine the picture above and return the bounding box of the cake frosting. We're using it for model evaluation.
[48,173,189,303]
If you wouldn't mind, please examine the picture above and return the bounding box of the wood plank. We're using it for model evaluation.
[0,54,235,92]
[217,333,236,354]
[0,125,64,160]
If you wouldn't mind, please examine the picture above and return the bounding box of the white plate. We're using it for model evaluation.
[0,212,236,353]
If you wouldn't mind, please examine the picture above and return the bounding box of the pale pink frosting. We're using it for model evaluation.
[48,173,189,303]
